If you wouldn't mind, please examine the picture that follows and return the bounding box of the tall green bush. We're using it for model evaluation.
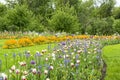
[49,8,79,33]
[113,19,120,34]
[6,5,33,31]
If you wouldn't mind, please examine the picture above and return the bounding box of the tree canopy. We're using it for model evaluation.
[0,0,120,35]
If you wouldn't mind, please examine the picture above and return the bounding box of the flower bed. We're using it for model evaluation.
[0,39,103,80]
[2,35,120,49]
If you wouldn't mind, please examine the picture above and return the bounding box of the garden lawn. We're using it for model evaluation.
[102,44,120,80]
[0,39,55,71]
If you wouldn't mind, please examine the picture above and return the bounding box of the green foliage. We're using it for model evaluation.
[0,0,120,34]
[49,8,79,33]
[77,0,94,34]
[86,17,114,35]
[28,16,45,32]
[112,7,120,19]
[6,5,34,31]
[0,3,8,31]
[97,17,114,35]
[98,0,115,18]
[113,19,120,34]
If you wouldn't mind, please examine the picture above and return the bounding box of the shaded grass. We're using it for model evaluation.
[0,39,55,71]
[102,44,120,80]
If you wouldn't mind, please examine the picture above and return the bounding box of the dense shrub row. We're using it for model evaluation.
[3,35,120,49]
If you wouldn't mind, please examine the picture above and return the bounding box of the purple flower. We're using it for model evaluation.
[61,42,66,45]
[75,63,79,69]
[64,59,70,66]
[35,52,41,57]
[13,53,16,58]
[38,65,42,69]
[37,70,41,75]
[4,54,8,57]
[75,54,79,59]
[25,53,30,58]
[30,60,36,65]
[58,55,62,58]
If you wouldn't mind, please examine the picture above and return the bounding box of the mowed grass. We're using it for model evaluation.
[102,44,120,80]
[0,39,55,71]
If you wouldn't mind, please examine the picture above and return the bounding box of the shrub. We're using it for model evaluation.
[3,39,18,49]
[18,38,34,47]
[113,19,120,34]
[49,10,79,33]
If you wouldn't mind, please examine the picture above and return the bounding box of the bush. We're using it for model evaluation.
[86,17,114,35]
[49,9,79,33]
[113,19,120,34]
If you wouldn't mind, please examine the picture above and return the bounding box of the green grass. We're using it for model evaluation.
[0,39,55,71]
[102,44,120,80]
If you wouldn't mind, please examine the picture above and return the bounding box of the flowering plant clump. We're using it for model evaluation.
[2,39,18,49]
[3,38,34,49]
[2,34,120,49]
[1,39,103,80]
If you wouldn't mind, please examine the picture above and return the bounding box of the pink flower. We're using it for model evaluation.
[16,69,20,74]
[32,68,37,74]
[49,66,54,70]
[21,76,26,80]
[1,73,7,80]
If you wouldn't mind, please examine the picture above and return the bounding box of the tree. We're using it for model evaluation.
[77,0,95,34]
[112,7,120,19]
[6,5,33,31]
[98,0,115,18]
[113,19,120,34]
[0,3,8,31]
[49,7,79,33]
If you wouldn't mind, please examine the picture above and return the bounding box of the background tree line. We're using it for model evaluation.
[0,0,120,35]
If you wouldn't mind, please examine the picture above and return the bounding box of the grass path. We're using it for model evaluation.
[102,44,120,80]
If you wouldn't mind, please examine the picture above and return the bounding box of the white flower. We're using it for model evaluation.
[45,58,48,61]
[63,54,69,58]
[44,70,48,75]
[9,69,12,73]
[74,49,76,51]
[32,68,37,74]
[11,65,15,71]
[71,52,74,55]
[27,51,30,53]
[52,53,55,57]
[46,78,50,80]
[49,66,54,70]
[70,63,74,67]
[19,61,26,66]
[76,60,80,64]
[21,75,26,80]
[77,50,82,54]
[23,71,28,75]
[0,73,7,80]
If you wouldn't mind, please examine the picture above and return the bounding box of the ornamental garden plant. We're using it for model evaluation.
[0,39,103,80]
